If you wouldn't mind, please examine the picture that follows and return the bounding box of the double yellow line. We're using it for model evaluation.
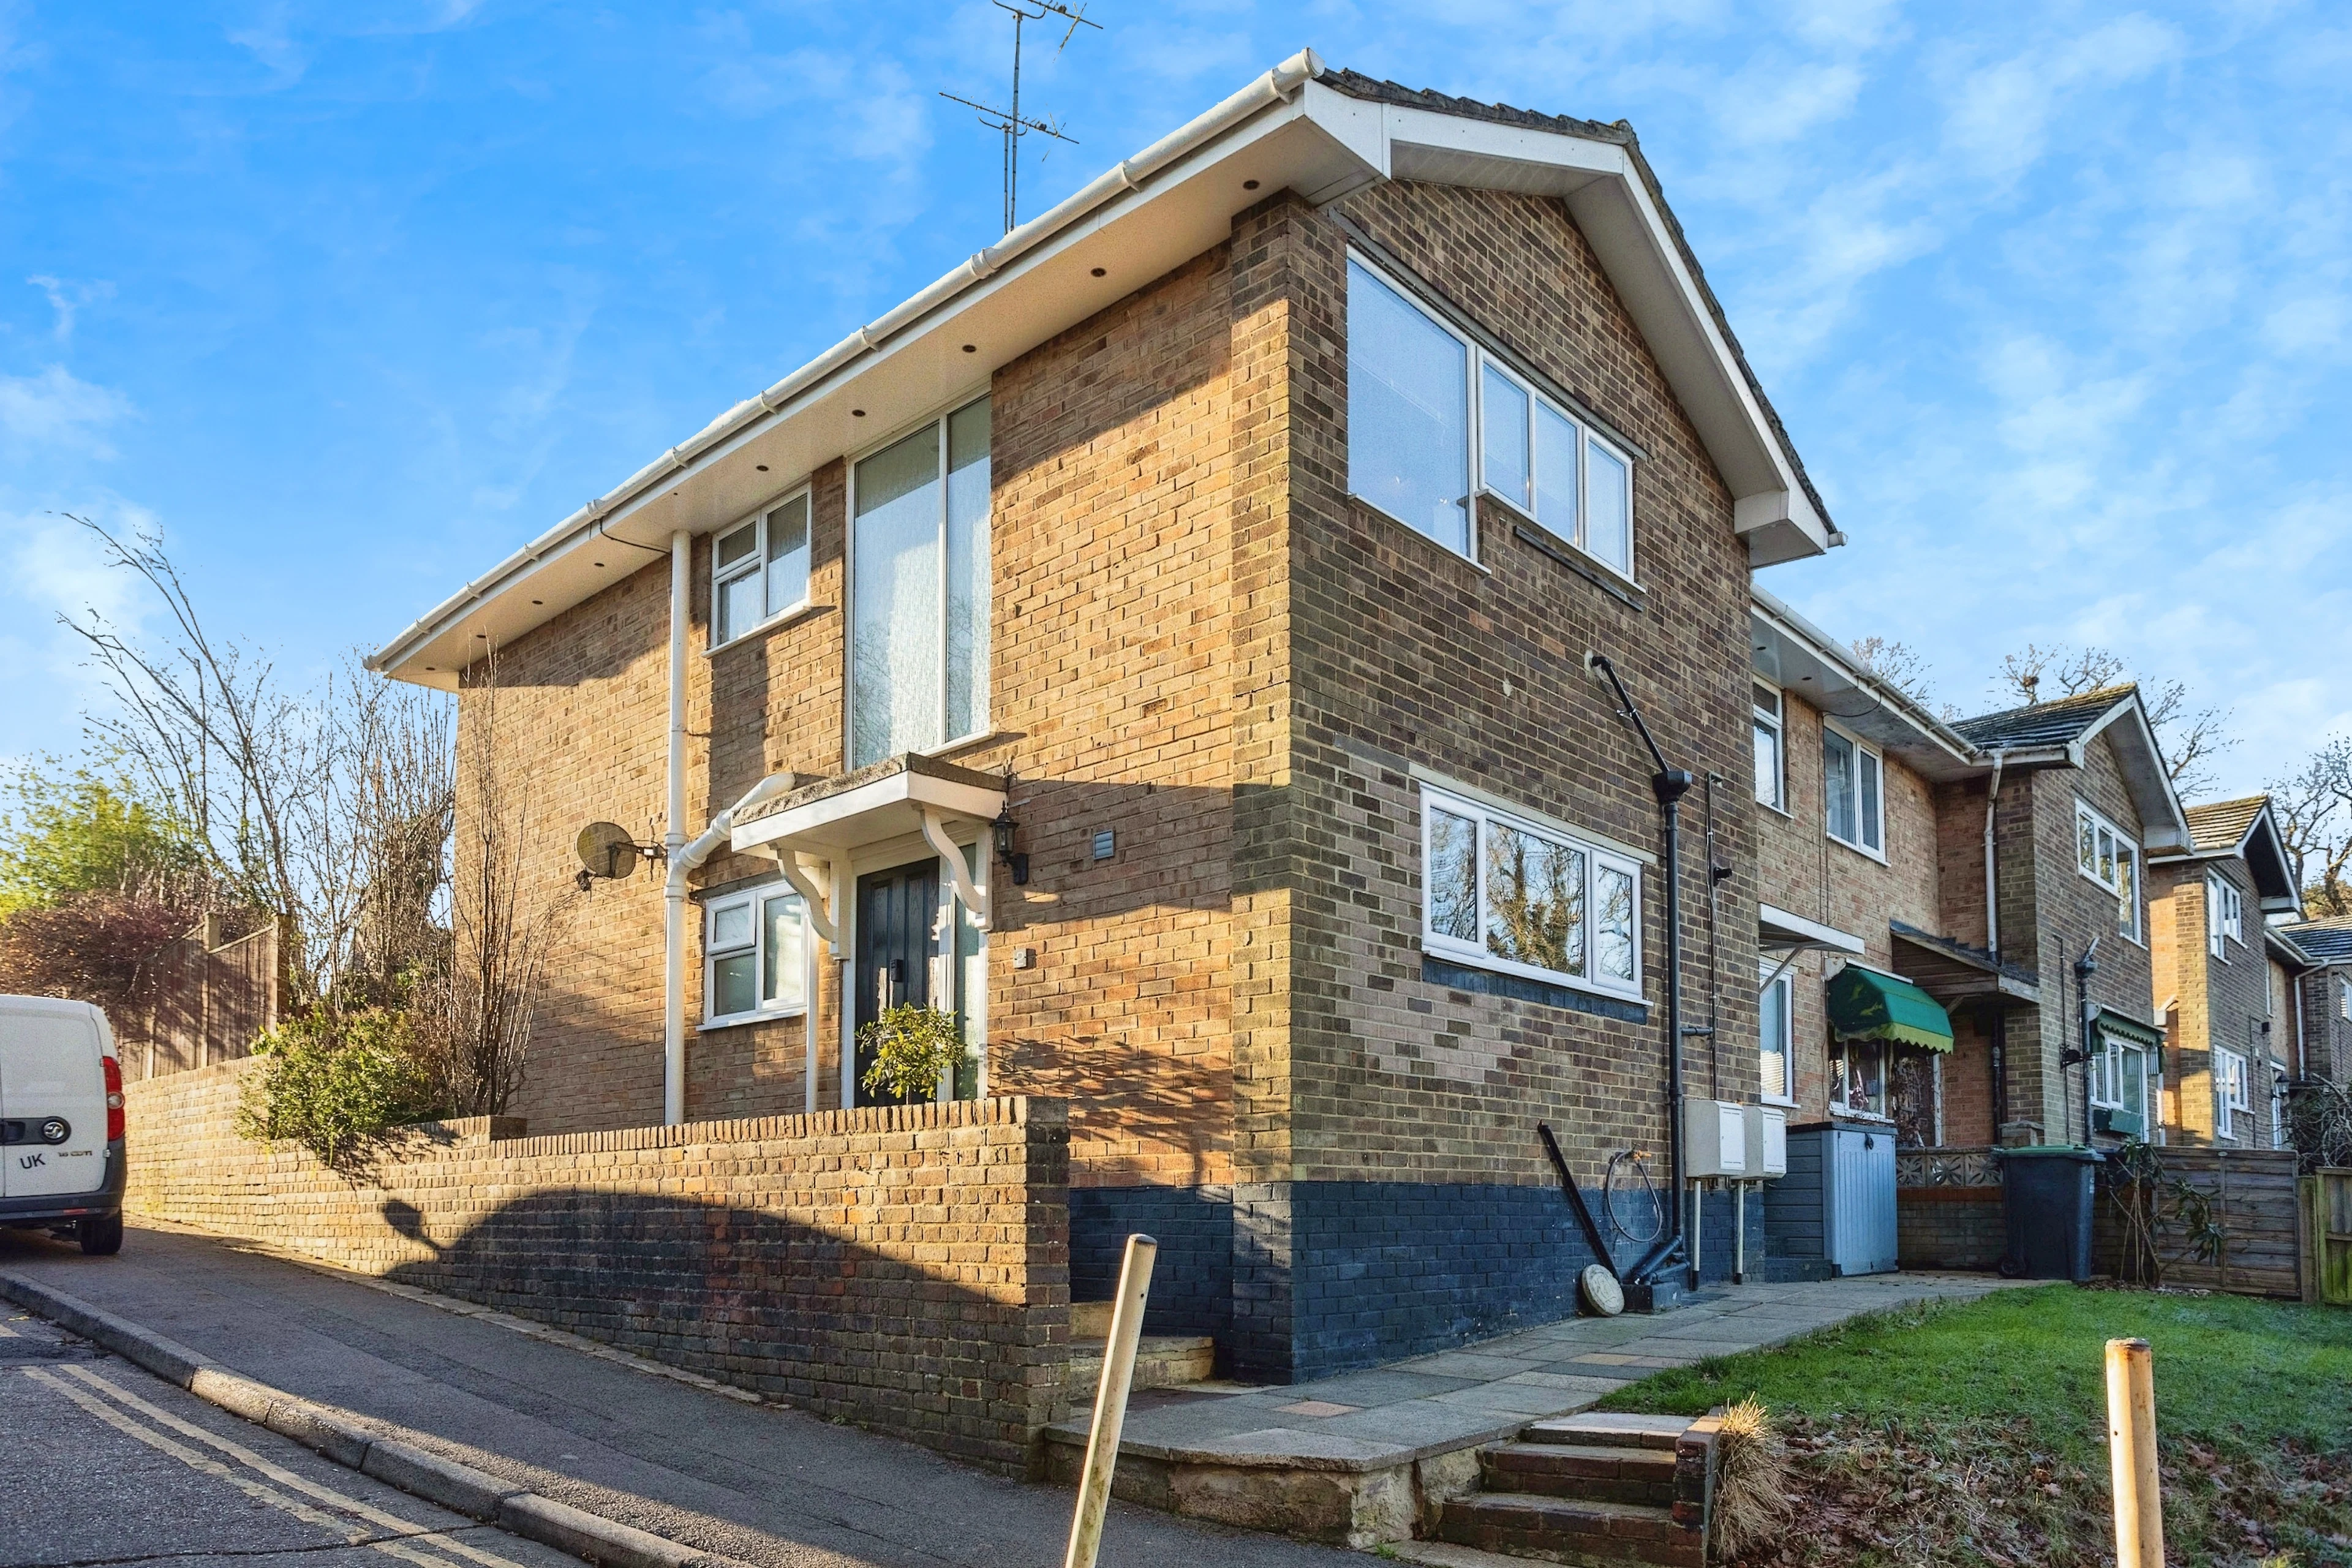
[20,1357,538,1568]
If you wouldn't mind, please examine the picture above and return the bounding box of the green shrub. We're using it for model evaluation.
[857,1003,965,1104]
[236,1008,445,1166]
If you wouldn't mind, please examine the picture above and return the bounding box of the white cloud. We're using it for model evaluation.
[26,275,112,342]
[0,366,132,456]
[1940,15,2182,181]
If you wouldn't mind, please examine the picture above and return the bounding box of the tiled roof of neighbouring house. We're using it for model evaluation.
[2285,919,2352,964]
[2184,796,2269,856]
[1952,686,2136,751]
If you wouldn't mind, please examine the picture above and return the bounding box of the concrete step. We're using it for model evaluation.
[1480,1442,1678,1507]
[1071,1300,1115,1338]
[1520,1412,1692,1452]
[1436,1492,1703,1568]
[1068,1334,1215,1393]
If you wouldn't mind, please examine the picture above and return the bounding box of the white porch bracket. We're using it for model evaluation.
[769,848,840,948]
[921,807,990,930]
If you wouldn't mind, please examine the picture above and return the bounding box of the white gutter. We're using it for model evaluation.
[663,531,690,1125]
[663,768,801,1126]
[366,48,1325,680]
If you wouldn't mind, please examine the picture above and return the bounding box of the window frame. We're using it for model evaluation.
[1344,250,1637,583]
[709,486,815,652]
[2214,1046,2251,1140]
[844,394,993,769]
[1757,962,1797,1107]
[2340,975,2351,1023]
[2087,1033,2148,1121]
[1419,785,1646,1003]
[701,882,810,1029]
[2073,799,2143,943]
[1820,719,1886,861]
[1752,682,1787,815]
[1829,1035,1894,1121]
[2206,874,2243,959]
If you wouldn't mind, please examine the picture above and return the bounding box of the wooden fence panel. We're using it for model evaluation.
[122,922,280,1080]
[2312,1170,2352,1307]
[2095,1147,2304,1298]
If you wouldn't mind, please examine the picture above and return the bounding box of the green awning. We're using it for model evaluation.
[2092,1008,2164,1050]
[1826,965,1954,1052]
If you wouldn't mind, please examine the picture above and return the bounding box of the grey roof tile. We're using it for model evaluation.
[1951,687,2134,750]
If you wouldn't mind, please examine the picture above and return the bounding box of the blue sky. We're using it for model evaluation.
[3,1,2346,801]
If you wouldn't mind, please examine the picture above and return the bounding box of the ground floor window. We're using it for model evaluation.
[1422,786,1644,1001]
[2215,1047,2251,1140]
[1758,964,1794,1102]
[704,883,807,1025]
[2090,1033,2150,1136]
[1831,1037,1889,1118]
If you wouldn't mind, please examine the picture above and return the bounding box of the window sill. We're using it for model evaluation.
[699,1006,808,1033]
[1756,797,1793,820]
[1422,943,1643,1011]
[1826,832,1888,867]
[706,598,825,657]
[1346,493,1488,573]
[1760,1093,1800,1109]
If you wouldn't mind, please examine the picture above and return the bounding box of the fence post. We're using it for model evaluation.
[2105,1337,2163,1568]
[1064,1232,1157,1568]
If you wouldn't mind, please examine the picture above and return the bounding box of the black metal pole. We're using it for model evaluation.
[1657,766,1696,1289]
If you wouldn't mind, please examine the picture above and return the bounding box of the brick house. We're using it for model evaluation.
[2277,917,2352,1090]
[368,57,1838,1380]
[2146,797,2299,1147]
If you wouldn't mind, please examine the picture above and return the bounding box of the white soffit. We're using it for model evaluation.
[372,58,1828,689]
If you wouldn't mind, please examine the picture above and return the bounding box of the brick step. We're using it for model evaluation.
[1435,1492,1703,1568]
[1068,1334,1216,1393]
[1480,1442,1678,1506]
[1520,1412,1694,1451]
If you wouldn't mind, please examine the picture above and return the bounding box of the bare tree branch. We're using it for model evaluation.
[2271,736,2352,919]
[1989,642,2236,796]
[1848,636,1937,707]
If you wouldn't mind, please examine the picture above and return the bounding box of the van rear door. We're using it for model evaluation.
[0,1002,110,1199]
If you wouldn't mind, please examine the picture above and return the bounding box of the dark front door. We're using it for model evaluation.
[854,860,939,1105]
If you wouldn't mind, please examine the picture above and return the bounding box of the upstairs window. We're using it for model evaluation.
[1346,254,1636,576]
[704,884,807,1025]
[1752,684,1785,812]
[1822,723,1883,856]
[1423,786,1643,1000]
[712,492,812,648]
[2206,875,2243,959]
[2075,800,2141,941]
[851,398,991,767]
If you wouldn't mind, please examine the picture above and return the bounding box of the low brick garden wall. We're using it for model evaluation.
[123,1060,1073,1471]
[1898,1147,2007,1272]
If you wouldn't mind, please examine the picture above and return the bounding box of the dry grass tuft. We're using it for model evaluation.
[1714,1396,1794,1559]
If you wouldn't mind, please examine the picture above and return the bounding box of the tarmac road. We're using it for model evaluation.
[0,1308,579,1568]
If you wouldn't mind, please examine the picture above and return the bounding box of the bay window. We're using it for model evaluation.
[1346,254,1636,576]
[1823,723,1883,856]
[704,884,807,1025]
[1423,787,1643,1000]
[851,398,991,769]
[712,491,812,648]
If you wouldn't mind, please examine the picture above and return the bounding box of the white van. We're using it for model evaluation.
[0,996,126,1254]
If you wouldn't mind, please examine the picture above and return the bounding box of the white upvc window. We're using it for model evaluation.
[1422,786,1644,1001]
[703,884,809,1027]
[2206,874,2243,959]
[1758,963,1796,1104]
[710,490,812,649]
[2272,1072,2289,1150]
[850,397,992,768]
[1822,722,1883,857]
[1752,683,1786,813]
[2215,1046,2251,1140]
[2074,800,2141,941]
[2341,976,2351,1022]
[2088,1032,2149,1126]
[1346,254,1635,578]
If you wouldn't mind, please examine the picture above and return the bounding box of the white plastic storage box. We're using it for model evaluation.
[1742,1104,1789,1178]
[1683,1098,1749,1179]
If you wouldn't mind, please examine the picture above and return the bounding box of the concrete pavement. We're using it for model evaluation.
[0,1308,579,1568]
[0,1225,1349,1568]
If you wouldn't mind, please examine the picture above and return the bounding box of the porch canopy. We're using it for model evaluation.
[729,753,1005,944]
[1826,965,1955,1053]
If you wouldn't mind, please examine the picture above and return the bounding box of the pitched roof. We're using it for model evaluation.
[1951,687,2136,751]
[2284,918,2352,965]
[2185,796,2267,854]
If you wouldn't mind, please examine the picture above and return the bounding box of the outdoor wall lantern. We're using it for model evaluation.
[992,806,1029,886]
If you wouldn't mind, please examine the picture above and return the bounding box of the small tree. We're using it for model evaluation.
[236,1008,443,1167]
[858,1004,965,1104]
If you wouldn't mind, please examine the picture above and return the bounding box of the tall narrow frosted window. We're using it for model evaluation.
[1480,366,1529,510]
[1823,728,1858,844]
[1348,260,1470,556]
[851,398,990,768]
[1585,439,1630,575]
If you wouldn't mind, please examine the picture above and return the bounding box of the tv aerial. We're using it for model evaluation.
[940,0,1101,235]
[574,821,666,892]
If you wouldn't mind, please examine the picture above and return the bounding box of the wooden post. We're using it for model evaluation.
[1064,1232,1157,1568]
[2105,1337,2163,1568]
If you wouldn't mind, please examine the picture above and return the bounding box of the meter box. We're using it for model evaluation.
[1683,1098,1749,1179]
[1742,1103,1789,1179]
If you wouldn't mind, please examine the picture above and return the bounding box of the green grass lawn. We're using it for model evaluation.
[1601,1286,2352,1566]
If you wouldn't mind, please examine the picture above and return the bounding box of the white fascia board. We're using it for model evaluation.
[732,771,1005,855]
[1747,599,1978,780]
[1759,903,1868,955]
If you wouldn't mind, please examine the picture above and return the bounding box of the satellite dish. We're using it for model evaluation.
[576,822,641,881]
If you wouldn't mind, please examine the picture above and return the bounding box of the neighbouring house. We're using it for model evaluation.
[366,57,1839,1381]
[2147,797,2299,1148]
[2278,916,2352,1090]
[1947,688,2189,1150]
